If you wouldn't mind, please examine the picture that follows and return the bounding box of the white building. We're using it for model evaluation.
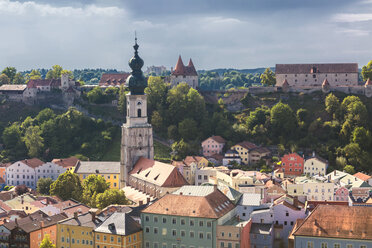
[35,162,67,181]
[170,55,198,89]
[304,156,328,176]
[275,63,359,88]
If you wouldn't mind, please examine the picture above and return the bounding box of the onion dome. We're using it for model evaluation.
[126,37,147,95]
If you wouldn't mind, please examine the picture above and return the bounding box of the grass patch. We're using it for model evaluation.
[154,141,172,162]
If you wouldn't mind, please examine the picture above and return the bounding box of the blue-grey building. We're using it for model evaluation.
[250,223,274,248]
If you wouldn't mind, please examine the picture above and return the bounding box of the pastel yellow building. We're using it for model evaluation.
[74,161,120,189]
[232,142,271,165]
[56,212,100,248]
[94,212,142,248]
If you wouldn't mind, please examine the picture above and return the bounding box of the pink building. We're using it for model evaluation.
[334,186,349,201]
[201,136,226,157]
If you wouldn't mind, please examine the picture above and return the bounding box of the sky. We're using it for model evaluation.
[0,0,372,71]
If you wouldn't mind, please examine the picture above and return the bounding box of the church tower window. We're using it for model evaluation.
[137,109,142,117]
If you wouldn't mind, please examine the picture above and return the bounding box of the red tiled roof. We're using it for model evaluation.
[98,73,130,86]
[203,136,226,144]
[0,163,11,168]
[276,63,358,74]
[142,189,235,218]
[52,157,79,168]
[27,79,61,88]
[236,141,257,150]
[293,205,372,240]
[20,158,44,168]
[282,79,289,86]
[353,172,371,182]
[322,78,330,86]
[365,78,372,86]
[172,56,198,76]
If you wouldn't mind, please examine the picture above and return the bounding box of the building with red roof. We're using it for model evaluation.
[281,153,304,177]
[98,73,130,87]
[202,136,226,157]
[170,55,198,88]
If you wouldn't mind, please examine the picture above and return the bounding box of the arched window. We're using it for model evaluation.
[137,109,142,117]
[137,101,142,105]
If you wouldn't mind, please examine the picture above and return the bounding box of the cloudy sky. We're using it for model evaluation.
[0,0,372,71]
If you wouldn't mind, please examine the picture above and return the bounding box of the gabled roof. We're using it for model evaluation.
[171,56,198,77]
[130,157,188,187]
[251,147,271,154]
[142,189,235,219]
[234,141,257,150]
[19,158,44,168]
[353,172,371,182]
[27,79,61,88]
[306,155,328,164]
[0,84,27,91]
[74,161,120,174]
[94,212,141,236]
[58,212,102,228]
[275,63,358,74]
[293,205,372,240]
[52,157,79,168]
[203,135,226,144]
[99,73,130,86]
[238,193,261,206]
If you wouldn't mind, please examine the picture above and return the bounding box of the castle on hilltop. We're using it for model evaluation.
[170,55,198,89]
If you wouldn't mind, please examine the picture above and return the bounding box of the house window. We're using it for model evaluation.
[190,220,194,226]
[346,245,352,248]
[307,242,314,248]
[154,227,158,234]
[334,245,340,248]
[172,230,176,236]
[172,218,176,224]
[190,231,194,238]
[154,217,158,223]
[199,232,204,239]
[137,109,142,117]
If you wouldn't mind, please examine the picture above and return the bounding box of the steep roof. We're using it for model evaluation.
[130,157,188,187]
[94,212,141,236]
[74,161,120,174]
[365,78,372,86]
[275,63,358,74]
[235,141,257,150]
[282,79,289,86]
[52,157,79,168]
[171,56,198,76]
[293,205,372,240]
[27,79,61,88]
[58,212,102,228]
[99,73,130,86]
[19,158,44,168]
[142,189,235,219]
[322,78,330,86]
[353,172,371,182]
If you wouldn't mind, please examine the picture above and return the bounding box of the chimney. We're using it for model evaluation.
[179,192,183,195]
[73,212,78,219]
[139,200,143,206]
[91,212,96,222]
[213,184,218,192]
[21,195,24,204]
[312,151,315,157]
[41,221,45,228]
[15,218,18,226]
[334,170,336,176]
[147,197,150,204]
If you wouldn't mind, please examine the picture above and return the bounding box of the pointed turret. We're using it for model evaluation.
[282,79,289,93]
[322,79,330,93]
[186,58,198,76]
[365,78,372,86]
[172,55,186,75]
[282,79,289,86]
[322,78,330,86]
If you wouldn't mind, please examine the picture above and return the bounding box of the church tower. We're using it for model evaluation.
[120,38,154,186]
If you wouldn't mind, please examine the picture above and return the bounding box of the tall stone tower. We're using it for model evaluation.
[120,38,154,186]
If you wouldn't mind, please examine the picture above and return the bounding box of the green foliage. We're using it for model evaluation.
[117,85,127,114]
[343,165,355,174]
[260,68,276,86]
[325,93,340,119]
[82,175,110,207]
[95,189,129,209]
[39,234,55,248]
[86,86,118,104]
[1,67,17,82]
[46,65,63,79]
[178,118,198,141]
[23,126,44,157]
[50,171,82,201]
[37,178,53,195]
[13,72,25,84]
[25,69,42,81]
[270,102,297,140]
[171,139,199,161]
[199,70,261,90]
[361,60,372,81]
[0,74,10,85]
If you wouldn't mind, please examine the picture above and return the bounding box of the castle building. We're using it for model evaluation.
[170,55,198,88]
[120,38,154,186]
[275,63,359,88]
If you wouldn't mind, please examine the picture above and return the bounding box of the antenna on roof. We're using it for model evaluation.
[135,30,137,44]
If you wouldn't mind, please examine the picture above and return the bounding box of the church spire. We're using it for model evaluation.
[126,34,147,95]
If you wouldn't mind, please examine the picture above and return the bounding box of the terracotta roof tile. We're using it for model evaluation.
[276,63,358,74]
[294,205,372,240]
[20,158,44,168]
[99,73,130,86]
[235,141,257,150]
[52,157,79,168]
[172,56,198,76]
[365,78,372,86]
[142,189,235,218]
[353,172,371,182]
[27,79,61,88]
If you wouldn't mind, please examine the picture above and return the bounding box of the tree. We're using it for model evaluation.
[39,234,55,248]
[50,171,83,201]
[0,73,10,85]
[13,72,25,84]
[1,67,17,82]
[23,126,44,157]
[15,185,29,195]
[325,93,340,118]
[260,68,276,86]
[82,175,109,207]
[178,118,198,141]
[87,86,105,104]
[167,125,178,140]
[343,165,355,174]
[46,65,63,79]
[335,156,347,169]
[352,127,371,150]
[95,189,129,209]
[117,85,127,114]
[37,178,53,195]
[145,76,168,114]
[26,69,42,81]
[35,108,56,124]
[170,139,198,160]
[361,60,372,81]
[270,102,297,138]
[151,111,164,133]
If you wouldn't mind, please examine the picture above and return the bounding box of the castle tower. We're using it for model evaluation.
[120,37,154,186]
[322,78,330,93]
[365,78,372,98]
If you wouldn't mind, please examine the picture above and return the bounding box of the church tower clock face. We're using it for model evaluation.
[120,37,154,187]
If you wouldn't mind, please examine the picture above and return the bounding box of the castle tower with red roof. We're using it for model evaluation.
[170,55,198,89]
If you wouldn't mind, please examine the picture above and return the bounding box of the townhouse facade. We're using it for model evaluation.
[280,153,304,177]
[303,156,328,176]
[202,136,226,157]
